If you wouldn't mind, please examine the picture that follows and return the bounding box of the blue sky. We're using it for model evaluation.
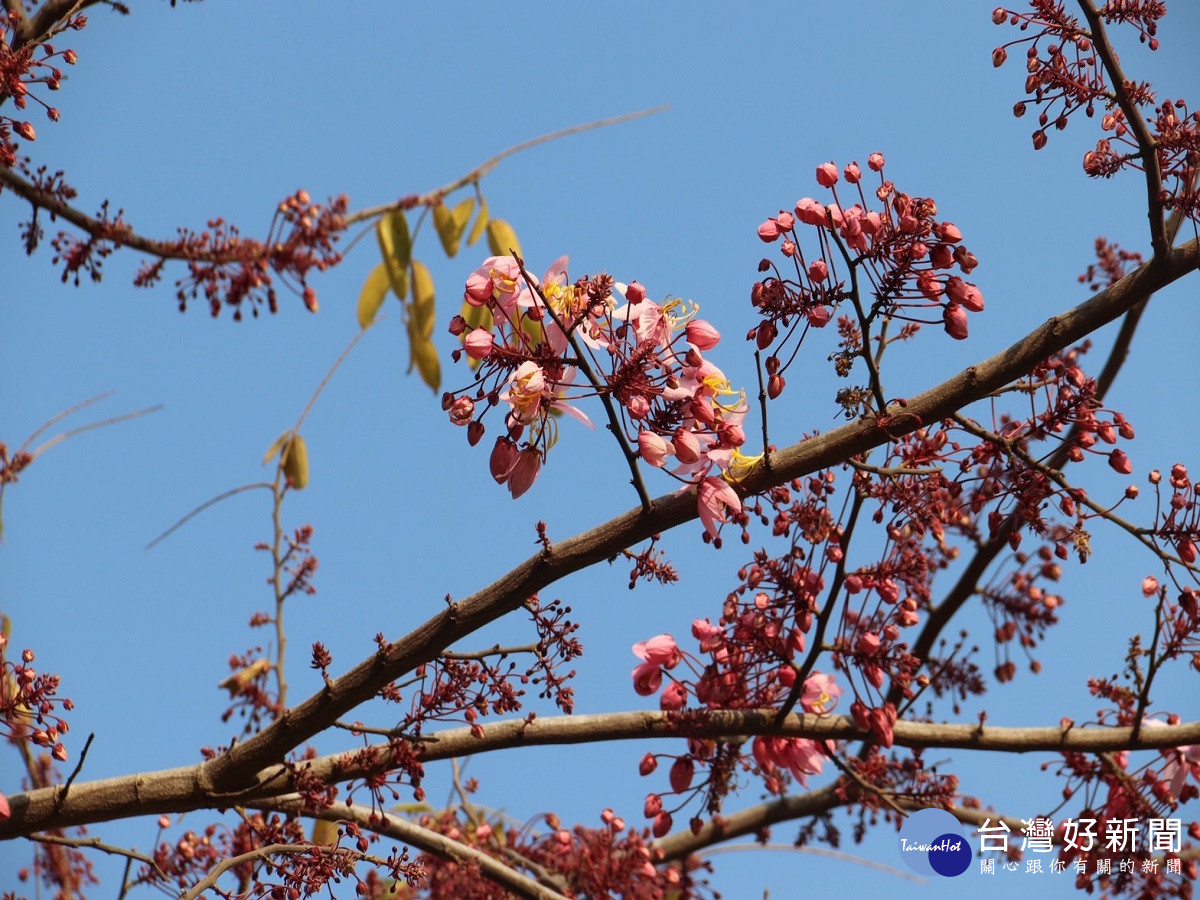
[3,2,1199,897]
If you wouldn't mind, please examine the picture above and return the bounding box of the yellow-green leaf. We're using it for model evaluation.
[281,434,309,490]
[376,211,411,299]
[467,198,489,247]
[356,263,390,330]
[410,259,436,339]
[410,333,441,392]
[486,218,521,258]
[433,198,475,258]
[311,818,339,846]
[460,296,493,332]
[263,430,291,466]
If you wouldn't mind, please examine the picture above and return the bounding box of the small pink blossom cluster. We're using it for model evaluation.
[751,154,984,396]
[449,256,751,533]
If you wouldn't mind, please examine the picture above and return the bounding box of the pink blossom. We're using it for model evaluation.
[775,211,795,231]
[1109,448,1132,474]
[691,618,724,652]
[867,151,885,171]
[463,327,494,360]
[632,662,664,696]
[501,361,546,426]
[1142,575,1159,597]
[945,276,984,312]
[464,256,522,308]
[807,260,828,282]
[660,680,687,711]
[943,303,969,340]
[669,757,695,793]
[638,430,675,468]
[507,448,542,499]
[801,672,844,715]
[672,428,702,464]
[917,271,944,300]
[697,476,742,537]
[489,437,519,484]
[807,305,831,327]
[816,162,839,188]
[1144,719,1200,798]
[685,319,721,350]
[633,634,681,668]
[794,197,827,226]
[757,218,781,242]
[624,280,647,304]
[844,162,862,183]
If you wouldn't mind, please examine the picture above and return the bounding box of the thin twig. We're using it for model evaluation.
[145,482,274,550]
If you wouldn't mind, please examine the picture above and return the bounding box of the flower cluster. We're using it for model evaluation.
[752,154,984,399]
[448,255,752,534]
[993,4,1198,231]
[1,10,82,167]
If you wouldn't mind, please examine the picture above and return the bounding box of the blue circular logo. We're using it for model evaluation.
[897,808,971,877]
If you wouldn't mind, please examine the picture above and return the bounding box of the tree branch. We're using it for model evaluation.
[6,709,1200,837]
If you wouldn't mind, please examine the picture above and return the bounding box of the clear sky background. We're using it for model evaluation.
[3,2,1199,897]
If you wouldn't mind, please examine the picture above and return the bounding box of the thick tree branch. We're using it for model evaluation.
[5,710,1200,837]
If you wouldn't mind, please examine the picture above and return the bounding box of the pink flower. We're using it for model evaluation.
[757,218,781,242]
[697,476,742,537]
[867,151,885,171]
[945,276,984,312]
[660,680,687,711]
[489,437,519,484]
[669,757,695,793]
[464,256,522,308]
[685,319,721,350]
[637,430,675,468]
[943,303,969,340]
[1109,448,1132,475]
[632,662,664,696]
[463,327,494,360]
[633,634,681,668]
[501,360,546,426]
[843,162,862,183]
[816,162,839,188]
[807,259,828,282]
[691,618,724,651]
[775,211,795,231]
[1142,575,1159,597]
[794,197,827,226]
[507,448,542,499]
[801,672,844,715]
[624,281,647,304]
[1141,719,1200,799]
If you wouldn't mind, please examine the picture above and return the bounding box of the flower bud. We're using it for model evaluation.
[816,162,839,188]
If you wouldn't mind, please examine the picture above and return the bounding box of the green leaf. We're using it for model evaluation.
[410,259,436,339]
[486,218,521,258]
[376,210,411,299]
[281,434,309,490]
[409,331,441,392]
[356,263,390,330]
[433,197,475,258]
[467,198,489,247]
[263,430,291,465]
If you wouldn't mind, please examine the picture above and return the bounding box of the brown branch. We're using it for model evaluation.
[253,798,569,900]
[27,832,166,881]
[1077,0,1168,257]
[6,709,1200,837]
[0,108,668,275]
